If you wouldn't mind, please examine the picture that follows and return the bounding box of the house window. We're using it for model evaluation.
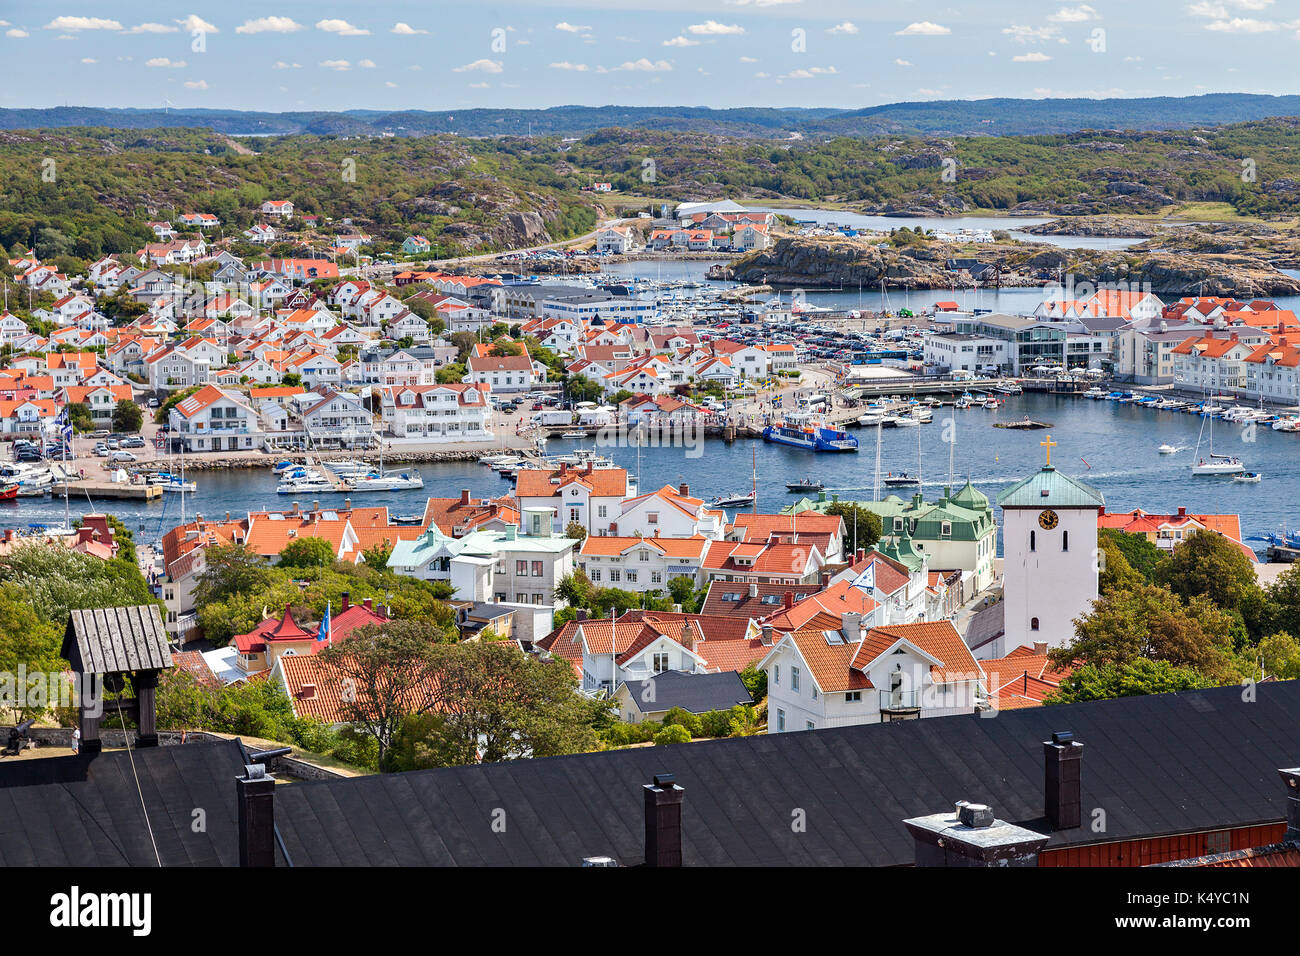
[652,652,669,673]
[791,666,800,692]
[1031,617,1040,631]
[1062,530,1069,551]
[516,560,528,575]
[846,691,862,703]
[610,569,621,582]
[776,709,786,732]
[1030,530,1036,552]
[597,505,607,518]
[515,593,527,603]
[773,664,780,685]
[639,550,649,562]
[531,561,543,577]
[805,720,815,731]
[647,512,659,524]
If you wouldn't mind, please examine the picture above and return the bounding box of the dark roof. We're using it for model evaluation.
[699,580,815,618]
[271,680,1300,866]
[62,606,172,674]
[0,739,285,866]
[963,600,1005,652]
[618,671,753,715]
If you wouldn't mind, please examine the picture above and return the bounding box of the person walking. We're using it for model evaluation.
[71,727,80,755]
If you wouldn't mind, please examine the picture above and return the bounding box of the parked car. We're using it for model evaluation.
[121,437,146,449]
[109,451,137,462]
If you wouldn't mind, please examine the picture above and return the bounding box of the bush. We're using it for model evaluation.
[601,720,657,747]
[653,723,692,746]
[661,706,703,738]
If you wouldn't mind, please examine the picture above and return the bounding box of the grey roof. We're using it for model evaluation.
[963,600,1005,652]
[2,681,1299,865]
[62,606,172,674]
[618,671,754,715]
[1076,316,1128,333]
[996,466,1105,509]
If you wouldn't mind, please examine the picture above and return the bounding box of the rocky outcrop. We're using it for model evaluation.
[1023,217,1160,238]
[730,236,954,289]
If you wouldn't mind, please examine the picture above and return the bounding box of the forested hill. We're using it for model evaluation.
[5,94,1300,138]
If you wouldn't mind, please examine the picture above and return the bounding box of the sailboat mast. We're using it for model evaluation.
[873,421,882,501]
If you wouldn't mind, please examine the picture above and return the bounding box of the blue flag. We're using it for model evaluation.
[317,601,331,644]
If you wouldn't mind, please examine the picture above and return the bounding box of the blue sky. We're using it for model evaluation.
[2,1,1299,111]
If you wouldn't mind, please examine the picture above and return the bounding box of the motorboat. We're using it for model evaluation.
[1233,472,1262,483]
[711,492,756,508]
[785,478,825,492]
[1083,387,1108,399]
[1273,417,1300,432]
[763,415,858,452]
[561,431,588,439]
[0,481,18,502]
[276,470,342,494]
[883,473,920,487]
[1157,444,1179,455]
[894,416,921,427]
[322,459,377,477]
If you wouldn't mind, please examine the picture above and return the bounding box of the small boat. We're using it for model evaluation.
[276,470,341,494]
[785,478,824,493]
[1158,444,1179,455]
[272,459,298,473]
[0,482,18,502]
[1234,472,1262,483]
[894,416,920,427]
[711,492,756,508]
[349,470,425,492]
[322,459,377,477]
[883,473,920,487]
[561,431,587,439]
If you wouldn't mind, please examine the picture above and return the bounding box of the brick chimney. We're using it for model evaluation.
[363,597,373,611]
[855,548,865,563]
[761,623,774,646]
[905,801,1048,867]
[461,488,471,506]
[783,590,794,609]
[341,592,350,611]
[1177,506,1186,517]
[643,774,684,867]
[1044,731,1084,830]
[679,483,689,497]
[237,764,276,868]
[577,609,588,621]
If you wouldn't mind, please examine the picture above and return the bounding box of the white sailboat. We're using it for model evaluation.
[1191,394,1245,475]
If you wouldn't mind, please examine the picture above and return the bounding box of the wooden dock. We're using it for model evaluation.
[54,481,163,501]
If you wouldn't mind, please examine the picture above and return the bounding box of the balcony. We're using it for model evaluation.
[879,689,922,717]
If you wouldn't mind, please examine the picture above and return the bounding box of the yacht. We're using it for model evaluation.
[322,459,377,478]
[349,469,425,492]
[276,470,341,494]
[1192,455,1245,476]
[1157,444,1179,455]
[711,492,756,508]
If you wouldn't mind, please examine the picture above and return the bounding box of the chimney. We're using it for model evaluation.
[904,801,1048,867]
[363,597,373,611]
[748,581,758,598]
[341,592,350,611]
[343,498,351,511]
[1177,506,1186,517]
[461,488,471,506]
[585,461,593,475]
[291,501,300,515]
[783,590,794,609]
[1032,641,1048,655]
[577,609,588,621]
[299,683,317,699]
[1043,731,1084,830]
[844,611,862,644]
[855,548,865,563]
[679,483,689,498]
[643,774,684,867]
[237,764,276,868]
[312,499,320,514]
[1279,768,1300,844]
[761,623,774,646]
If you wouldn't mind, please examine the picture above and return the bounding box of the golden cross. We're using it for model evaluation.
[1041,434,1056,467]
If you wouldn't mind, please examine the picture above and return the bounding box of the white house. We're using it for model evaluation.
[381,383,493,442]
[167,384,264,453]
[577,535,712,591]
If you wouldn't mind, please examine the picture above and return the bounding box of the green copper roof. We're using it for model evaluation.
[878,530,925,571]
[951,479,989,511]
[996,466,1105,509]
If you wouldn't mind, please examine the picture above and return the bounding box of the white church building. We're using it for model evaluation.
[989,437,1105,659]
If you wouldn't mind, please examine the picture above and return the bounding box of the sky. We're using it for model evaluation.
[2,1,1299,112]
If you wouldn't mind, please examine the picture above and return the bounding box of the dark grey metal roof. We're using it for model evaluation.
[62,606,172,675]
[618,671,754,715]
[271,680,1300,866]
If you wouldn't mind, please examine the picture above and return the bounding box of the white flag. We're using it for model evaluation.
[850,562,876,595]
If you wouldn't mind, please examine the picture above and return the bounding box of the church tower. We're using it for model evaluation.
[995,436,1105,656]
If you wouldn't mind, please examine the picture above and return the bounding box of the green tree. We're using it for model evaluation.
[435,362,466,384]
[824,502,883,556]
[154,384,202,424]
[1097,535,1143,596]
[278,536,337,569]
[740,664,768,703]
[566,375,603,405]
[362,542,394,568]
[1045,659,1213,704]
[66,402,94,434]
[1053,583,1237,683]
[281,372,303,387]
[1154,529,1262,615]
[553,570,593,607]
[564,521,588,540]
[654,723,692,746]
[1253,631,1300,680]
[1098,527,1163,581]
[489,340,522,357]
[112,399,143,433]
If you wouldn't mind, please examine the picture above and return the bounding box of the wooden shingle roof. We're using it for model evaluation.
[62,606,172,674]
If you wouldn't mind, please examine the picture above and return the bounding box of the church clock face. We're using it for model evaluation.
[1038,509,1059,530]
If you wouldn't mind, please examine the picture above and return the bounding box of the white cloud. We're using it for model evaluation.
[895,58,913,66]
[896,22,950,36]
[236,17,303,35]
[454,58,504,73]
[319,60,352,71]
[828,22,859,35]
[469,82,489,89]
[184,79,208,89]
[610,58,673,71]
[271,61,300,70]
[176,15,217,33]
[780,66,838,79]
[664,36,699,47]
[1003,25,1063,43]
[555,22,590,33]
[385,81,398,88]
[1013,51,1053,61]
[146,57,186,68]
[80,57,96,63]
[358,59,376,68]
[43,16,121,31]
[550,61,590,71]
[1188,1,1229,13]
[739,55,758,63]
[1048,4,1101,22]
[1207,17,1280,31]
[127,23,177,34]
[6,28,28,38]
[316,19,369,36]
[687,20,744,35]
[391,23,427,35]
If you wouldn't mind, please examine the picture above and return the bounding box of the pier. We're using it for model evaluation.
[54,481,163,501]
